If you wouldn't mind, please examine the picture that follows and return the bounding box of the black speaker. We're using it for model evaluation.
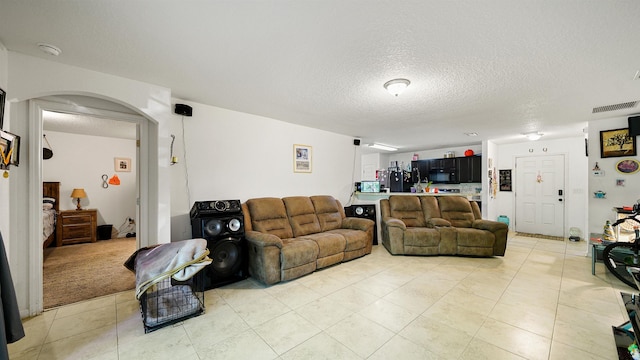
[175,103,193,117]
[353,139,361,146]
[629,116,640,136]
[191,209,248,289]
[344,204,377,245]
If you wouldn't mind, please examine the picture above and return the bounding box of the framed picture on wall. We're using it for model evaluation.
[115,157,131,172]
[499,169,512,191]
[600,128,636,158]
[293,144,312,173]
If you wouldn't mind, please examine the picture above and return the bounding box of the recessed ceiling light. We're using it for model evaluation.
[383,79,410,96]
[37,43,62,56]
[465,132,478,137]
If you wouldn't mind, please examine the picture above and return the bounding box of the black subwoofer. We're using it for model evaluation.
[344,204,377,245]
[190,200,248,289]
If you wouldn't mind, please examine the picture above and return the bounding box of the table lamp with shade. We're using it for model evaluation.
[70,188,87,210]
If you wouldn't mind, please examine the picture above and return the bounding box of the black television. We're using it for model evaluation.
[629,115,640,136]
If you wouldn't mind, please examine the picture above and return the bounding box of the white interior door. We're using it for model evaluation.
[515,155,565,237]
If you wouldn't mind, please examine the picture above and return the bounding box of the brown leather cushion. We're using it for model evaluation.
[438,196,475,228]
[245,198,293,239]
[389,196,427,227]
[283,196,321,237]
[311,195,344,232]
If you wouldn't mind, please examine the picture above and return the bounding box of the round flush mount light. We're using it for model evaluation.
[383,78,410,96]
[523,131,543,141]
[37,43,62,56]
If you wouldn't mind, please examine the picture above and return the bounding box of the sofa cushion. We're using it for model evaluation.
[389,196,427,227]
[455,228,495,248]
[311,195,344,232]
[284,197,322,237]
[437,196,475,228]
[403,227,440,247]
[300,232,346,258]
[327,229,368,252]
[245,198,294,239]
[280,238,319,270]
[420,196,442,220]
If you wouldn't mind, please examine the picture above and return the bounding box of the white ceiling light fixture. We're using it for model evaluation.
[524,131,543,141]
[368,143,398,151]
[37,43,62,56]
[383,78,410,96]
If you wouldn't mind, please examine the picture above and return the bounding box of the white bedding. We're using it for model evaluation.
[43,208,56,243]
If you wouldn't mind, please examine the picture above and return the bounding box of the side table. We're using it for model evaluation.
[56,209,98,246]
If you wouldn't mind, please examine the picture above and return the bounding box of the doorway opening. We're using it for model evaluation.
[26,95,154,313]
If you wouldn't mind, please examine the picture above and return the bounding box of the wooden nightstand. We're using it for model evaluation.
[56,209,97,246]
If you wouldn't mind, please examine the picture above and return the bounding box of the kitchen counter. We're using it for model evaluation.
[354,191,482,203]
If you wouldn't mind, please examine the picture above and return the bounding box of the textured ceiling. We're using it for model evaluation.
[2,1,640,152]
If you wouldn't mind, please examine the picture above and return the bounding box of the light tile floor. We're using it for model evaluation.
[9,234,631,359]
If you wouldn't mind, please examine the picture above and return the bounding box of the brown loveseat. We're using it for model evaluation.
[380,195,508,256]
[241,195,374,285]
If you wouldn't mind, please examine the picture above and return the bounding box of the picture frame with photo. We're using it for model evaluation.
[115,157,131,172]
[293,144,312,173]
[600,128,636,158]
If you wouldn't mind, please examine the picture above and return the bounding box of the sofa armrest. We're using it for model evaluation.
[382,217,406,231]
[342,217,374,232]
[244,230,283,249]
[472,220,507,232]
[429,218,452,227]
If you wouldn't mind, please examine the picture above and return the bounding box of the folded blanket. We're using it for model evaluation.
[124,239,212,299]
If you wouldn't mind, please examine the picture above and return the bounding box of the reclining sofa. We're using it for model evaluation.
[241,195,374,285]
[380,195,507,257]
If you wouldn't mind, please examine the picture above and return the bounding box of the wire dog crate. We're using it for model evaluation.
[139,271,205,333]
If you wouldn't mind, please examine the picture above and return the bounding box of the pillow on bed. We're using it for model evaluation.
[43,197,56,205]
[43,203,54,210]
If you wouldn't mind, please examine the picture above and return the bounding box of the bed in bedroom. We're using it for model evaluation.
[43,182,60,248]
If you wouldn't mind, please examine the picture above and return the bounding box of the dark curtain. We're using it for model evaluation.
[0,231,25,359]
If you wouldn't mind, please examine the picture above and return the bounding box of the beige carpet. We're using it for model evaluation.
[515,232,565,241]
[43,237,137,309]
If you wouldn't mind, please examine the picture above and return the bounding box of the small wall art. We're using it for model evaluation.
[600,128,636,158]
[115,157,131,172]
[499,169,512,191]
[293,144,312,173]
[615,158,640,174]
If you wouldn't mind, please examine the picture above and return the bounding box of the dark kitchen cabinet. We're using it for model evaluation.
[411,160,430,183]
[457,156,482,183]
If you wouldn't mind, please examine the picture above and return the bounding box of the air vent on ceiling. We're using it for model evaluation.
[592,101,639,113]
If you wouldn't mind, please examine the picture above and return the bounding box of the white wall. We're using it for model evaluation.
[168,100,359,240]
[491,137,589,239]
[588,116,640,237]
[42,131,137,227]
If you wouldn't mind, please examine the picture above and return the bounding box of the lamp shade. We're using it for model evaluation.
[70,188,87,199]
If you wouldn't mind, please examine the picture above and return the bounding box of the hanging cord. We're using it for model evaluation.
[170,135,176,165]
[43,134,53,148]
[180,116,192,209]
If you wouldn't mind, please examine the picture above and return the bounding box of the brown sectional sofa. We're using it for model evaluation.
[380,195,508,257]
[241,195,375,285]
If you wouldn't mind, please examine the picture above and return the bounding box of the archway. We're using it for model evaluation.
[16,93,161,315]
